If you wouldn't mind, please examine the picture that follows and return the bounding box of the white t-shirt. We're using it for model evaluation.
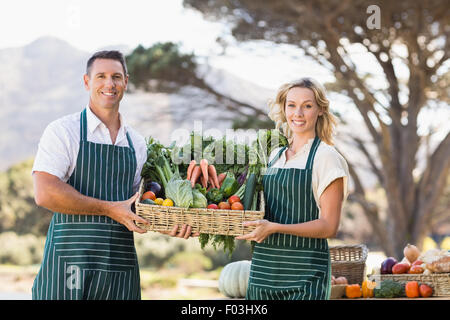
[32,106,147,194]
[268,138,349,217]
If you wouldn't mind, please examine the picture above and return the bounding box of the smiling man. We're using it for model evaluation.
[31,51,194,300]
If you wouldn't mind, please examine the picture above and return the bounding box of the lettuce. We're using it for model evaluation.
[191,189,207,208]
[165,174,193,208]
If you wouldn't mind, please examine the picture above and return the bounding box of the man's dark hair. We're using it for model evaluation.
[86,50,128,76]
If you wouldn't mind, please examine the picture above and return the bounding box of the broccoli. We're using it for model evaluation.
[374,280,405,298]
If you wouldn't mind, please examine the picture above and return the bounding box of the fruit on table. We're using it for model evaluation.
[334,276,348,285]
[142,191,156,201]
[207,203,218,209]
[362,280,376,298]
[381,257,398,274]
[408,265,424,274]
[345,284,362,299]
[162,198,174,206]
[412,260,423,266]
[218,260,251,298]
[392,263,410,274]
[403,243,421,264]
[405,281,420,298]
[419,284,433,297]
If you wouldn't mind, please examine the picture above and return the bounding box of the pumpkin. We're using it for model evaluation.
[218,260,251,298]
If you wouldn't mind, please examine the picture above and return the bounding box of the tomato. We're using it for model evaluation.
[218,202,231,210]
[419,284,433,297]
[228,195,241,205]
[412,260,423,266]
[392,263,410,274]
[231,202,244,210]
[408,265,424,274]
[142,191,156,201]
[207,204,218,209]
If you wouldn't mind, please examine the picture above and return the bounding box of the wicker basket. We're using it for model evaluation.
[330,244,368,285]
[135,179,265,236]
[368,273,450,297]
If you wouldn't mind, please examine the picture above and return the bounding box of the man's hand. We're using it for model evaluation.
[33,171,150,233]
[106,192,150,234]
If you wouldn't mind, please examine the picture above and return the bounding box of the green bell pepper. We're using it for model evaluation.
[219,172,239,198]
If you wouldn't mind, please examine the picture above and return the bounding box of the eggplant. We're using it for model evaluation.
[145,181,162,197]
[381,257,398,274]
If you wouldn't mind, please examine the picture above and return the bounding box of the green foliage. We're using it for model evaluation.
[0,158,52,236]
[126,42,197,92]
[0,232,46,265]
[164,251,213,275]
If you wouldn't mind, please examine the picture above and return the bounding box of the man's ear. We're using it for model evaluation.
[83,74,90,90]
[124,74,129,90]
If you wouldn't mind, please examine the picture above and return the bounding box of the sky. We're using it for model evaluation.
[0,0,332,89]
[1,0,448,139]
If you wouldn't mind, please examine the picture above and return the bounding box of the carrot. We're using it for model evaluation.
[190,165,202,188]
[208,164,220,189]
[201,174,208,188]
[208,174,215,189]
[217,173,227,188]
[187,160,197,180]
[199,159,209,186]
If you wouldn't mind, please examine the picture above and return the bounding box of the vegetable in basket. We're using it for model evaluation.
[164,174,193,208]
[191,189,208,208]
[219,172,239,198]
[194,183,207,196]
[206,188,224,204]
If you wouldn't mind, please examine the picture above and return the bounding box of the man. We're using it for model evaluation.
[32,50,193,300]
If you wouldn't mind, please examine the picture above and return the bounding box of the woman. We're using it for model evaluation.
[236,78,349,300]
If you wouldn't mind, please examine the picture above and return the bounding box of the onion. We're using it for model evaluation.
[403,243,421,264]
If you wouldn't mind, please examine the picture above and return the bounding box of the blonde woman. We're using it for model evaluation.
[236,78,349,300]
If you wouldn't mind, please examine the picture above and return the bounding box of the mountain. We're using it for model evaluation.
[0,36,274,171]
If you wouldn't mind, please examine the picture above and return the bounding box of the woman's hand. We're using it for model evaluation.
[235,219,277,243]
[159,224,200,239]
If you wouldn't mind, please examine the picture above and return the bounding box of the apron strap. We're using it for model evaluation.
[267,146,287,168]
[305,136,321,170]
[80,108,88,142]
[80,108,135,153]
[126,131,135,153]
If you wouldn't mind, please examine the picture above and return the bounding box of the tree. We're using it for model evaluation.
[125,42,268,122]
[183,0,450,257]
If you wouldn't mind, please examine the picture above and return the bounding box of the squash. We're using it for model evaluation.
[345,284,362,299]
[403,244,421,264]
[362,280,376,298]
[218,260,251,298]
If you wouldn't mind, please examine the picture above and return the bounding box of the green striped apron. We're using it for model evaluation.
[246,136,331,300]
[32,108,141,300]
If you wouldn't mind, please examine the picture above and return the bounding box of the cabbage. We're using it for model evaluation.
[192,189,207,208]
[165,174,193,208]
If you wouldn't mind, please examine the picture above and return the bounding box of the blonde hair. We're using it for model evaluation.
[268,77,336,145]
